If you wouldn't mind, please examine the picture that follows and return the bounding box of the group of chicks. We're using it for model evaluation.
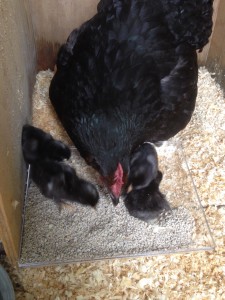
[22,125,169,221]
[22,125,99,209]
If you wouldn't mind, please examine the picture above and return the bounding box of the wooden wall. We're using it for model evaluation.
[0,0,36,264]
[198,0,220,65]
[29,0,99,70]
[205,0,225,88]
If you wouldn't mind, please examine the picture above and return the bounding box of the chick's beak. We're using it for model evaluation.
[127,184,133,193]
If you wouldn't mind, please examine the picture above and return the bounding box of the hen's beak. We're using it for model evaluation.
[101,163,124,206]
[110,194,120,206]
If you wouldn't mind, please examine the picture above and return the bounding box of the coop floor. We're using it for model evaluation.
[11,67,225,299]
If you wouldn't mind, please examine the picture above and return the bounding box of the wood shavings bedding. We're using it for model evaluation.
[177,68,225,207]
[19,68,215,265]
[10,67,224,299]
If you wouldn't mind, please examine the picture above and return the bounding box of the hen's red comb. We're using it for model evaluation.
[111,163,124,198]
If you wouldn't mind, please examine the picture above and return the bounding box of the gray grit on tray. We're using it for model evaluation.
[21,183,194,264]
[20,143,198,265]
[19,70,213,265]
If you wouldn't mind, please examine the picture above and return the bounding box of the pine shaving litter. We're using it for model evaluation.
[6,67,224,299]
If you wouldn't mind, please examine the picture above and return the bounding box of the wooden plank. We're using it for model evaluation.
[198,0,220,65]
[0,0,36,265]
[29,0,99,70]
[206,0,225,85]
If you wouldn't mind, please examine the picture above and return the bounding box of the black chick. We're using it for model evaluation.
[124,171,170,222]
[22,124,71,164]
[49,0,213,204]
[30,160,99,208]
[128,142,158,191]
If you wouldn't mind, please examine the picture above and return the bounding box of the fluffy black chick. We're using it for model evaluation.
[49,0,213,204]
[22,124,71,164]
[128,142,158,191]
[30,160,99,208]
[124,171,170,222]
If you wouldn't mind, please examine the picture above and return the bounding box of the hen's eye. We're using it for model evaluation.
[92,160,100,170]
[87,156,100,171]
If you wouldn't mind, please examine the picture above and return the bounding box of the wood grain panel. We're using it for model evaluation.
[206,0,225,88]
[29,0,99,70]
[0,0,36,265]
[198,0,220,65]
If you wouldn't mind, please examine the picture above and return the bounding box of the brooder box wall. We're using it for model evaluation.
[0,0,36,264]
[206,0,225,89]
[28,0,99,70]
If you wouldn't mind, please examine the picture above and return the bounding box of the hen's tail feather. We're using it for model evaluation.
[161,0,213,50]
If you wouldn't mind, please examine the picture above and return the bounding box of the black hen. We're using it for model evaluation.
[49,0,213,204]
